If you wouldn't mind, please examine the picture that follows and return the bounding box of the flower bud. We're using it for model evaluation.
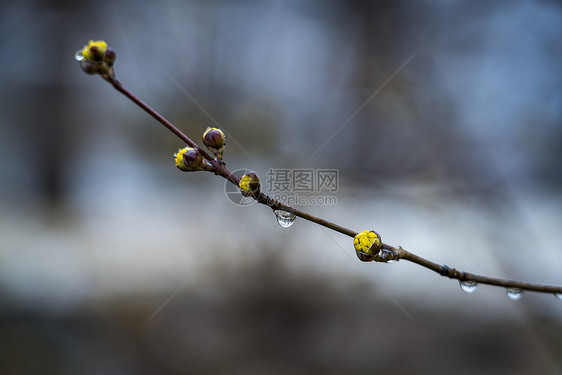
[174,147,205,171]
[75,40,116,79]
[83,40,107,62]
[353,230,382,262]
[80,60,99,75]
[202,127,226,160]
[104,48,116,66]
[239,171,260,197]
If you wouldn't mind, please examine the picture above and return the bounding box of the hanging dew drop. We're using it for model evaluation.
[554,293,562,300]
[506,288,523,301]
[274,210,296,228]
[74,51,85,61]
[459,280,478,294]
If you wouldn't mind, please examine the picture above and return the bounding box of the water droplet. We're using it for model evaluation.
[554,293,562,300]
[506,288,523,301]
[459,280,478,294]
[386,259,396,264]
[74,50,85,61]
[274,210,296,228]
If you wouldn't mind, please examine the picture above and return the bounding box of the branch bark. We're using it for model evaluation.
[100,75,562,297]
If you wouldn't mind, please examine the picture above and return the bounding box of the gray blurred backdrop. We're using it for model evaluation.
[1,0,562,374]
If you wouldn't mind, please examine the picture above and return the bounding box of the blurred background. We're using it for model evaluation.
[1,0,562,373]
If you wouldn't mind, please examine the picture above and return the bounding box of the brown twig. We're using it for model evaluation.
[386,245,561,294]
[90,65,562,297]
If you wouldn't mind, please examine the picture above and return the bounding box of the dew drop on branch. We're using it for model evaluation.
[459,280,478,293]
[384,251,396,263]
[554,293,562,300]
[274,210,296,228]
[506,288,523,301]
[74,51,85,61]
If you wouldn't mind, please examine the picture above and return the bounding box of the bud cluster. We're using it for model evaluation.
[75,40,116,78]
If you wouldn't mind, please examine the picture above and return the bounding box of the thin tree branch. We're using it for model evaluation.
[78,48,562,297]
[103,75,358,238]
[389,245,562,294]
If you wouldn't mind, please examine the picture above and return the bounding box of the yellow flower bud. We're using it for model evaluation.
[82,40,107,62]
[239,171,260,197]
[174,147,205,171]
[75,40,116,78]
[353,230,382,262]
[202,127,226,161]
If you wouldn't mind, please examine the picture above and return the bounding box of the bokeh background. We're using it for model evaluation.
[1,0,562,373]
